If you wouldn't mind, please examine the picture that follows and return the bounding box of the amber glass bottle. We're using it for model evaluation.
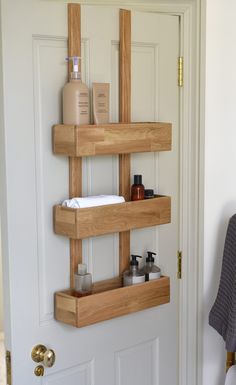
[131,175,145,201]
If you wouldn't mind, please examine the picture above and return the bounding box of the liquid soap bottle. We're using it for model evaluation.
[63,56,90,125]
[123,255,145,286]
[74,263,92,297]
[142,251,161,281]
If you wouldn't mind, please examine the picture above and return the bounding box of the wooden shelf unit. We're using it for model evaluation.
[53,5,171,328]
[55,276,170,328]
[53,122,172,157]
[54,195,171,239]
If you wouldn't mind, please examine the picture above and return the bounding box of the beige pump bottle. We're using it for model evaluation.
[63,56,90,125]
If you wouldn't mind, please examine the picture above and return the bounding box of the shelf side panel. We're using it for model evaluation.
[55,292,77,327]
[54,206,77,238]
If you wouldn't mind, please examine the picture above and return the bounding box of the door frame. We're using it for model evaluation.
[65,2,201,385]
[0,1,201,385]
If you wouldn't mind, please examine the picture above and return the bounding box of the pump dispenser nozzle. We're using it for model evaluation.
[146,251,156,262]
[66,56,81,80]
[130,255,142,266]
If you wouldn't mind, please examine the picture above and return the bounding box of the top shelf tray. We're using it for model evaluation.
[53,122,172,157]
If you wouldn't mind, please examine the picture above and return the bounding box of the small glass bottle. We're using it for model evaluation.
[123,255,145,286]
[131,175,145,201]
[74,264,92,297]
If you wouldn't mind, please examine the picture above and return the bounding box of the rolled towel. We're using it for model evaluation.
[62,195,125,209]
[225,365,236,385]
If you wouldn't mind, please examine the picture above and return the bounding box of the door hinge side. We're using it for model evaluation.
[6,350,12,385]
[178,57,183,87]
[177,251,182,279]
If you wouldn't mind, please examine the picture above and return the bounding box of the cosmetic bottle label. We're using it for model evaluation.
[148,271,161,280]
[78,91,89,116]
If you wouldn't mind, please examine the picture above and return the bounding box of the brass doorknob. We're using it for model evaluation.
[31,345,56,368]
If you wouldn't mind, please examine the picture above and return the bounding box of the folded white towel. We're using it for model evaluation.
[62,195,125,209]
[225,365,236,385]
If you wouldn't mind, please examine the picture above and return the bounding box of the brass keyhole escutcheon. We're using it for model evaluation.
[31,344,56,368]
[34,365,44,377]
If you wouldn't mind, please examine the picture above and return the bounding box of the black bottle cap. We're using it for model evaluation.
[144,189,154,198]
[146,251,156,262]
[130,255,142,266]
[134,175,142,184]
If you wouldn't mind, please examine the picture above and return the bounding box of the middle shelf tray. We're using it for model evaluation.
[54,195,171,239]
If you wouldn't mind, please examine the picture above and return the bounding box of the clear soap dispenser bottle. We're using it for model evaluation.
[123,255,145,287]
[63,56,90,125]
[142,251,161,281]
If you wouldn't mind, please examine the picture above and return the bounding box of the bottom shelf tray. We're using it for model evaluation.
[55,276,170,328]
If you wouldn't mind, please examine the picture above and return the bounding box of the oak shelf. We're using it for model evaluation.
[54,195,171,240]
[55,276,170,328]
[53,5,171,329]
[53,122,172,157]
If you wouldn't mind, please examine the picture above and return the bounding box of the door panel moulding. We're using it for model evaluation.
[48,0,192,13]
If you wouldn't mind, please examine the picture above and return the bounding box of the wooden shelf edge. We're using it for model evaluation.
[54,195,171,239]
[53,122,172,157]
[55,276,170,328]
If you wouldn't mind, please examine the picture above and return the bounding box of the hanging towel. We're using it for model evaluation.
[225,365,236,385]
[62,195,125,209]
[209,214,236,351]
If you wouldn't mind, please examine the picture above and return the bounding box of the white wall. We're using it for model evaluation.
[202,1,236,384]
[0,0,4,334]
[0,231,3,332]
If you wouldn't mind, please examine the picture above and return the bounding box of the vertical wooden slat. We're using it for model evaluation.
[68,3,82,288]
[119,9,131,123]
[68,4,81,73]
[119,9,131,274]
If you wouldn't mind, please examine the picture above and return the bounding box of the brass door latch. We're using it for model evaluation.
[6,351,11,385]
[34,365,44,377]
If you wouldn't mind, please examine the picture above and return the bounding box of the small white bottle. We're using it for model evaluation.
[74,264,92,297]
[63,56,90,125]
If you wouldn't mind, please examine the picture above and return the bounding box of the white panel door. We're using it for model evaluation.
[0,2,179,384]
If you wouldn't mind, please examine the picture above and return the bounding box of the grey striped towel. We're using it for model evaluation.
[209,214,236,351]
